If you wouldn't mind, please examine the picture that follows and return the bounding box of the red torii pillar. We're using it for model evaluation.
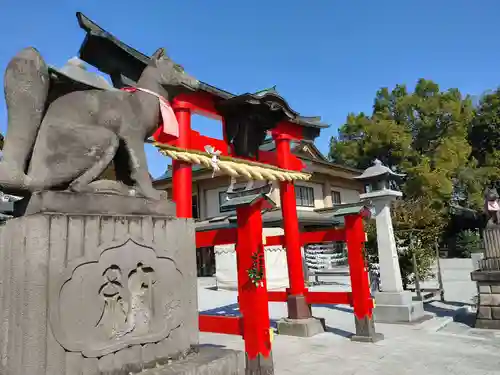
[345,213,383,342]
[235,197,274,374]
[272,132,314,324]
[172,100,193,218]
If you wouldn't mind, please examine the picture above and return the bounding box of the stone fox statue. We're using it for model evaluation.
[0,47,199,199]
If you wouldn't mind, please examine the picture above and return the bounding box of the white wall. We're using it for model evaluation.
[215,227,289,290]
[205,186,228,218]
[331,186,360,204]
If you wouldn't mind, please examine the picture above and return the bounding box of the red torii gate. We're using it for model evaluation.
[195,207,380,337]
[153,91,382,372]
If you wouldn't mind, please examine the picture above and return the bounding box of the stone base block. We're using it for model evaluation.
[276,317,325,337]
[471,270,500,329]
[14,190,175,217]
[350,316,384,343]
[139,347,245,374]
[350,333,384,343]
[373,291,425,323]
[475,319,500,330]
[246,352,274,375]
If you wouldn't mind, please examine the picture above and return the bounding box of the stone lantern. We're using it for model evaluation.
[356,159,404,197]
[354,160,425,323]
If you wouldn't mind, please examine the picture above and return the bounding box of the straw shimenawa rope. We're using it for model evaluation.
[154,143,311,182]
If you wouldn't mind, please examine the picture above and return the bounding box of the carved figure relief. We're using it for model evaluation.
[50,239,184,357]
[126,263,156,335]
[96,263,157,339]
[96,265,128,337]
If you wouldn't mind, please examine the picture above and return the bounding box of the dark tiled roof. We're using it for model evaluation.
[75,12,329,135]
[195,208,343,232]
[154,164,205,181]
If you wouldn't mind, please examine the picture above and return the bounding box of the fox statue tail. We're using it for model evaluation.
[1,47,49,191]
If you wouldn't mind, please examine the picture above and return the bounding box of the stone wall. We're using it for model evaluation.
[472,273,500,329]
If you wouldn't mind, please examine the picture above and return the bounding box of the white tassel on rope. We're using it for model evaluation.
[204,145,222,178]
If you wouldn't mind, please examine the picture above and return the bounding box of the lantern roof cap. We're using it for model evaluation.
[49,57,114,91]
[353,159,406,181]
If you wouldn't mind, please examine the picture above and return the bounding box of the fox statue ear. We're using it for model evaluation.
[151,48,166,60]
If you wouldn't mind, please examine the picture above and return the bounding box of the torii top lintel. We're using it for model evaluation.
[75,12,329,149]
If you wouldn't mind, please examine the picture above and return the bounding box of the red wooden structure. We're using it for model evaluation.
[153,91,382,371]
[195,211,379,337]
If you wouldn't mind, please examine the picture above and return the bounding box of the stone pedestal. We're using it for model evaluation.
[140,347,244,374]
[0,191,243,375]
[365,191,404,293]
[470,226,500,329]
[361,190,425,323]
[471,270,500,329]
[277,317,325,337]
[373,291,425,323]
[276,294,325,337]
[351,316,384,343]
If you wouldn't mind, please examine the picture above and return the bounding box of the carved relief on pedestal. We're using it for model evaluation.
[50,238,183,357]
[96,262,158,339]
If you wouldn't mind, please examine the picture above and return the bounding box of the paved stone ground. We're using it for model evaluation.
[197,259,500,374]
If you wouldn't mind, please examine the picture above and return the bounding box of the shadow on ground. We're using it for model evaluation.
[200,302,355,338]
[323,325,353,338]
[424,300,475,327]
[311,303,353,313]
[200,303,279,330]
[200,303,241,317]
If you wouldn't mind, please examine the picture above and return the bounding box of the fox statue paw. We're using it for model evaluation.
[0,162,31,192]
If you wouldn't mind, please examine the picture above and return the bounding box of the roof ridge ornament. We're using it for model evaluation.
[255,85,278,95]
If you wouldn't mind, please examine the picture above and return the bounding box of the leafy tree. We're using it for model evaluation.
[391,197,444,287]
[469,88,500,187]
[329,79,482,208]
[334,79,492,280]
[455,230,482,258]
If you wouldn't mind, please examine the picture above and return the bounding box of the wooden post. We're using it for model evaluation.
[273,133,311,320]
[236,200,274,374]
[435,241,445,302]
[345,214,383,342]
[412,252,422,301]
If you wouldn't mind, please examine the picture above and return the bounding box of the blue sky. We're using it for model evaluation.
[1,1,499,178]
